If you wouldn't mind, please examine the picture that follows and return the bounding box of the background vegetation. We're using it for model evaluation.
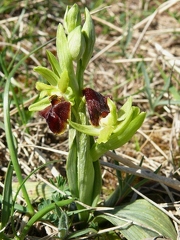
[0,0,180,239]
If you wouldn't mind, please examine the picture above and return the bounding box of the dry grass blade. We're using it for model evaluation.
[91,0,180,63]
[138,129,168,160]
[100,160,180,192]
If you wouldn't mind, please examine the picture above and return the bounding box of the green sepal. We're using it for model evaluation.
[131,106,140,118]
[113,101,133,134]
[117,97,132,121]
[46,50,62,77]
[97,125,114,144]
[108,111,146,150]
[28,96,50,112]
[91,111,146,161]
[34,66,60,86]
[68,120,100,136]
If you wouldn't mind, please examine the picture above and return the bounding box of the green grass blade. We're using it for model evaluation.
[0,162,13,229]
[2,36,55,219]
[3,74,34,216]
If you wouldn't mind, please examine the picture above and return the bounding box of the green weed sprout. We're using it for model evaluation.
[29,4,146,221]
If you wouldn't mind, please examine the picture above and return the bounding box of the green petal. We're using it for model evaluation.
[28,97,50,112]
[36,82,53,91]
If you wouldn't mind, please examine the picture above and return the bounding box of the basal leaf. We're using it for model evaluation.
[95,199,177,240]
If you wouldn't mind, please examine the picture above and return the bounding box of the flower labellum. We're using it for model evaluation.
[83,88,110,126]
[39,95,71,135]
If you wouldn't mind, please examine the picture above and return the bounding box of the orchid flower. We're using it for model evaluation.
[69,88,145,148]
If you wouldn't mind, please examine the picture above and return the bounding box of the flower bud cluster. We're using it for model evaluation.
[64,4,95,64]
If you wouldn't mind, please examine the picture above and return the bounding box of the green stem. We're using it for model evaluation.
[76,59,85,91]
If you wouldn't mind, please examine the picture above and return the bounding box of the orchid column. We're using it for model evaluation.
[29,4,146,222]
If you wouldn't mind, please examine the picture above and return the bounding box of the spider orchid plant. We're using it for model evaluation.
[29,4,146,222]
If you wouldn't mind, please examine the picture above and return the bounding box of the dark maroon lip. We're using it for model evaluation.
[39,95,71,134]
[83,88,110,126]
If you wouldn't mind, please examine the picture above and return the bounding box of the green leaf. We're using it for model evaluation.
[56,207,69,238]
[91,159,102,207]
[68,228,97,239]
[116,199,177,240]
[12,181,55,201]
[34,66,60,86]
[141,63,154,110]
[46,50,62,77]
[66,130,79,198]
[94,199,177,240]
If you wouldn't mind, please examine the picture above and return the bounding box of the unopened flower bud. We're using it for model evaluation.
[68,26,86,61]
[64,4,81,33]
[81,8,95,69]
